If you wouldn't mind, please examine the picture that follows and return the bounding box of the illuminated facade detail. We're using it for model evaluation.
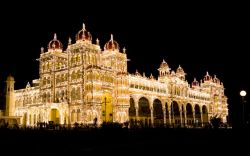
[7,23,228,127]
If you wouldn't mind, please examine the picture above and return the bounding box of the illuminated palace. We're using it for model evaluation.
[4,23,228,127]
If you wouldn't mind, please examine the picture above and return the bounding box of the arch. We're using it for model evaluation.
[153,99,163,127]
[138,97,150,127]
[165,102,170,125]
[186,103,193,126]
[171,101,180,126]
[194,104,201,126]
[129,97,136,127]
[102,92,113,123]
[50,109,60,124]
[34,114,36,125]
[202,105,209,124]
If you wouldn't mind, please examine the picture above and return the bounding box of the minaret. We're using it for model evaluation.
[5,75,15,116]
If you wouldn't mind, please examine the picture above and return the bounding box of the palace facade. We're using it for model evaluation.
[3,23,228,127]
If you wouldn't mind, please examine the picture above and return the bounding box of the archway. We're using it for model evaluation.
[186,103,193,126]
[153,99,163,127]
[202,105,209,124]
[102,92,112,123]
[165,103,170,125]
[171,101,180,126]
[194,105,201,126]
[50,109,60,124]
[138,97,150,127]
[129,97,136,127]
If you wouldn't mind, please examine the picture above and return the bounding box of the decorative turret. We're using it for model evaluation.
[158,59,170,76]
[192,78,199,88]
[135,70,141,76]
[76,23,92,43]
[5,75,15,116]
[48,33,63,52]
[176,65,186,80]
[149,73,154,80]
[213,75,220,84]
[204,72,212,82]
[104,34,120,51]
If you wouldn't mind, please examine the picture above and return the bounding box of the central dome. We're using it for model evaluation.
[76,23,92,41]
[104,34,119,51]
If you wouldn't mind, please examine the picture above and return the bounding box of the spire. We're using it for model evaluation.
[123,47,126,53]
[143,72,146,77]
[111,34,113,43]
[206,71,209,76]
[135,69,140,76]
[150,73,154,79]
[53,33,57,40]
[68,37,72,45]
[82,23,86,30]
[41,47,44,53]
[96,38,99,45]
[163,59,166,63]
[26,82,31,88]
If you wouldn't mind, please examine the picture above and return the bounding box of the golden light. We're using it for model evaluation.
[240,90,247,97]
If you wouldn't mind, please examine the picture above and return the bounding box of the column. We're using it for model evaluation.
[150,108,154,127]
[180,110,183,127]
[135,107,139,122]
[168,109,172,125]
[193,112,196,127]
[200,107,203,127]
[184,110,187,127]
[163,107,166,126]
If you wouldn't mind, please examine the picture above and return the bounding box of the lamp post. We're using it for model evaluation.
[240,90,246,127]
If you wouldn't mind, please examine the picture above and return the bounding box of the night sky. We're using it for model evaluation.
[0,1,248,127]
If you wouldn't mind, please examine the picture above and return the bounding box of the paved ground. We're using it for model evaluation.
[0,128,246,154]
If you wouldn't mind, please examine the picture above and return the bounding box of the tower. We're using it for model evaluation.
[158,59,171,83]
[5,75,15,116]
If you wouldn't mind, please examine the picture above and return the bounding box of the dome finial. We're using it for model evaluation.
[111,34,113,43]
[82,23,86,30]
[54,33,57,40]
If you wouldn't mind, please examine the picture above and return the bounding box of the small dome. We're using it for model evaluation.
[160,59,169,68]
[48,33,63,50]
[7,75,14,81]
[192,78,199,87]
[76,23,92,42]
[104,34,119,51]
[204,72,212,81]
[176,65,185,74]
[213,75,220,84]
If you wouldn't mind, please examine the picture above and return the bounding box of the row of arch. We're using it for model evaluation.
[129,97,209,127]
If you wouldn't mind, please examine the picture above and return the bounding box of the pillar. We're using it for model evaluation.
[150,108,154,127]
[163,107,166,125]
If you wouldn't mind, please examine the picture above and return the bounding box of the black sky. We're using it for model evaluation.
[0,1,248,126]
